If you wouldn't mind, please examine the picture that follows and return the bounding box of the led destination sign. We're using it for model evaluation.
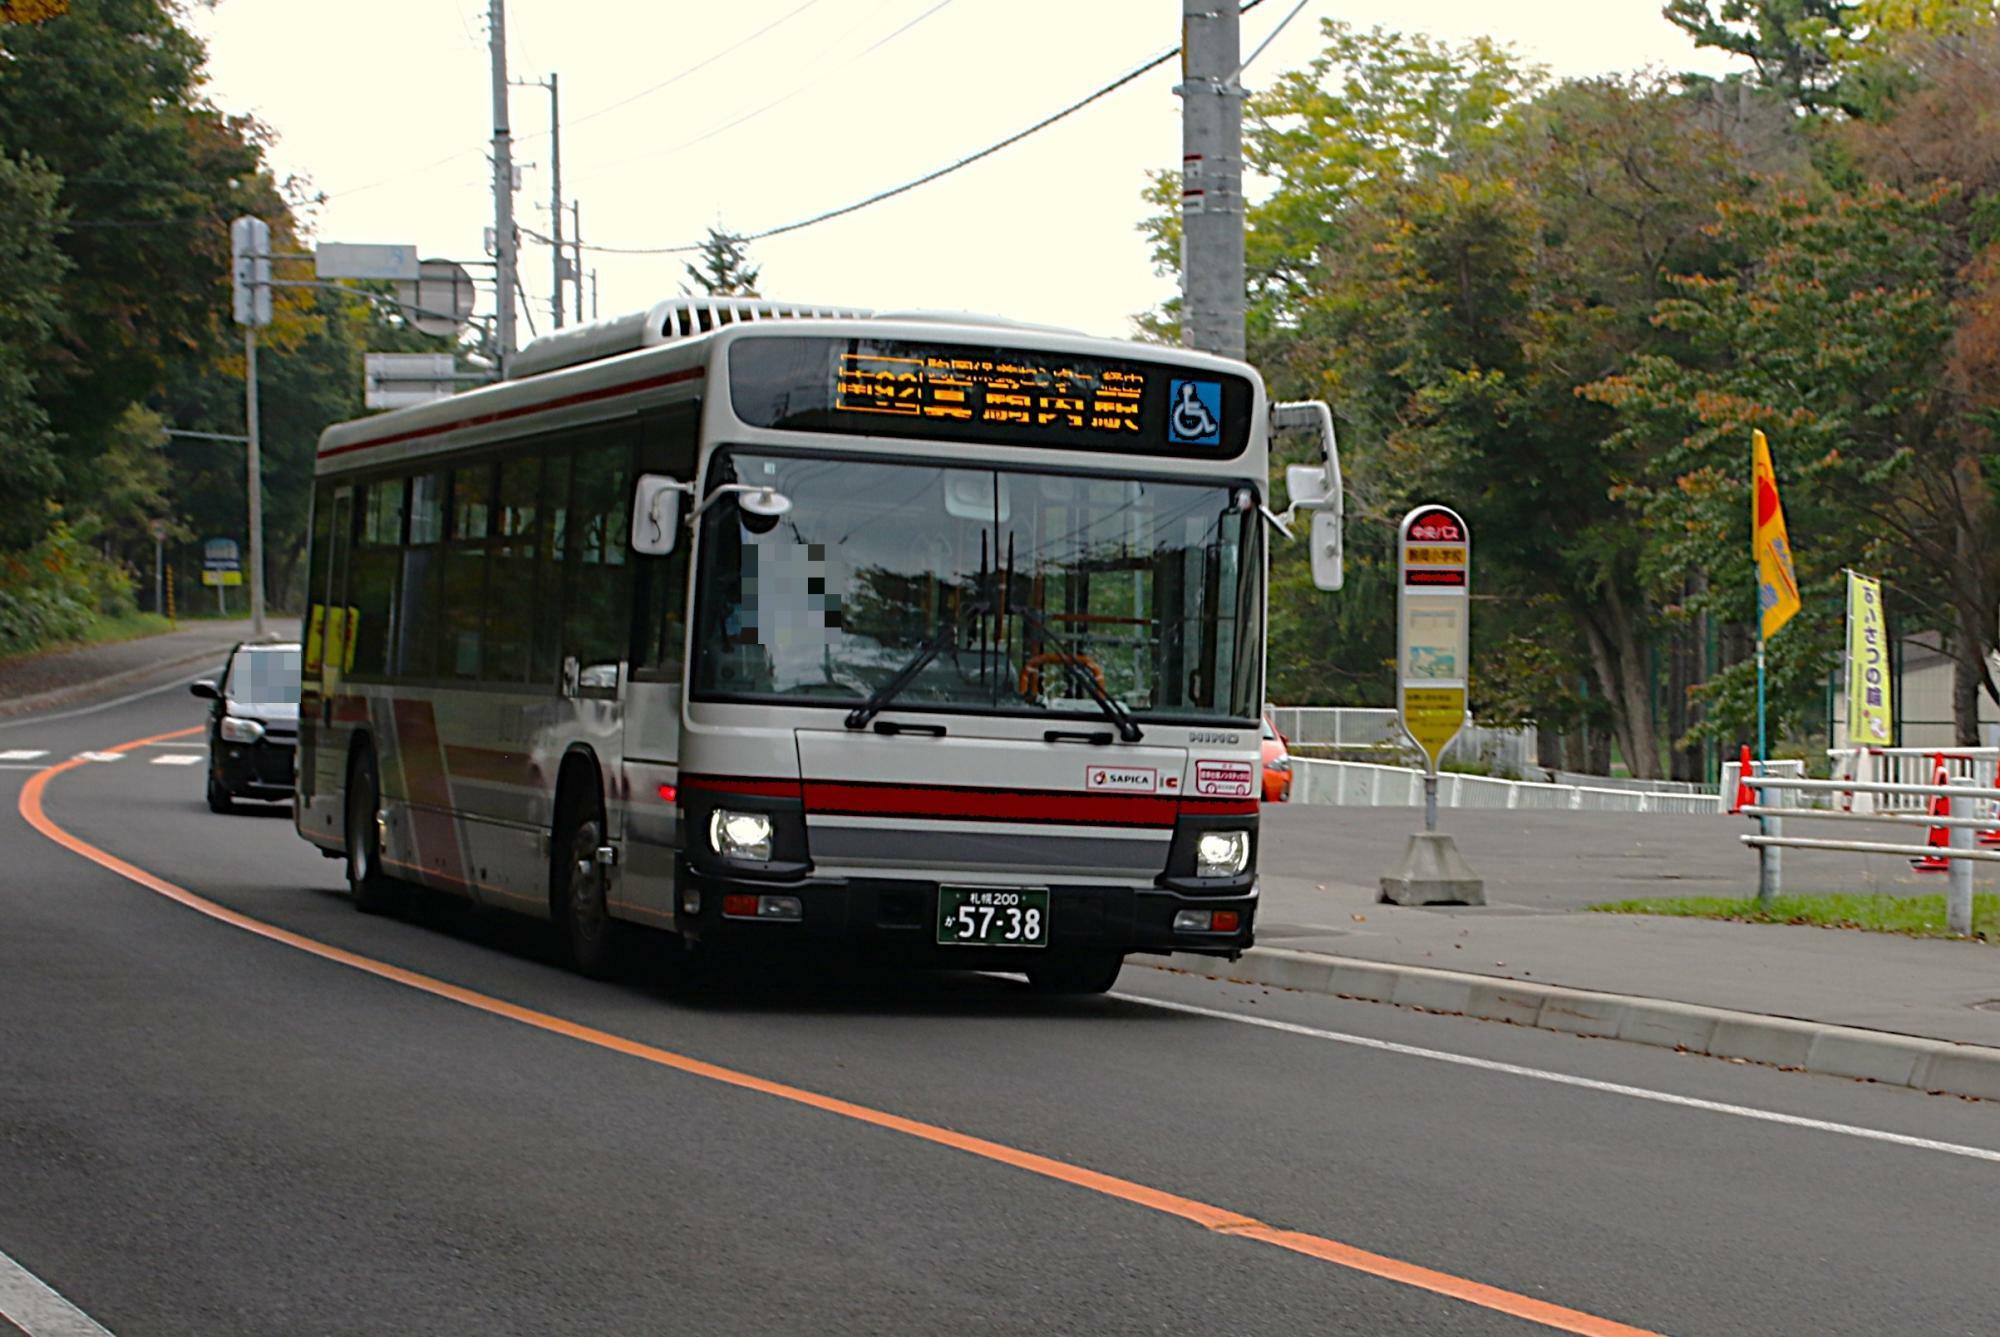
[729,335,1253,457]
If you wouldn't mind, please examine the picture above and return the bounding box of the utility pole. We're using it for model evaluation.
[488,0,517,375]
[229,216,271,638]
[1178,0,1245,361]
[571,200,584,324]
[513,73,566,329]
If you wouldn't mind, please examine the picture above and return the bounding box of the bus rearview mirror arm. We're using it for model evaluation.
[1269,400,1344,592]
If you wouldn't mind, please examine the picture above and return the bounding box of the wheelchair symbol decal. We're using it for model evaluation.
[1168,379,1222,445]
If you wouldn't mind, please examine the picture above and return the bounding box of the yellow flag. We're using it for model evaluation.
[1752,429,1801,641]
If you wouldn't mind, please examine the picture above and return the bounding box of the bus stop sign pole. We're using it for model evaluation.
[1381,504,1484,906]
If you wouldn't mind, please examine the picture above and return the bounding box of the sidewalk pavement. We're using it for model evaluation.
[0,619,298,719]
[1143,805,2000,1100]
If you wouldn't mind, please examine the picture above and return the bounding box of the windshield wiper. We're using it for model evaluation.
[1008,602,1144,743]
[844,618,963,731]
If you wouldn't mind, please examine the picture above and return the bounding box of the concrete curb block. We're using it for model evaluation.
[1142,946,2000,1101]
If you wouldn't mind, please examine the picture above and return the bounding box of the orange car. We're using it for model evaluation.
[1261,717,1292,802]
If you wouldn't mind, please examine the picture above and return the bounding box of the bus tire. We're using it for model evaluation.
[554,789,617,980]
[345,744,398,915]
[1025,951,1124,995]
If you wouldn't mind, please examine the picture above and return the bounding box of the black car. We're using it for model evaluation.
[191,642,302,812]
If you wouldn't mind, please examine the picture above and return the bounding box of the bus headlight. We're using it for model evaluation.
[219,715,265,745]
[709,809,774,862]
[1195,830,1250,878]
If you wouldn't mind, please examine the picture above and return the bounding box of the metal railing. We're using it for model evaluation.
[1292,757,1722,815]
[1740,773,2000,934]
[1269,706,1536,774]
[1825,746,1999,814]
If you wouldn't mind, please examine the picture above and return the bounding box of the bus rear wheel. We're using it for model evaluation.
[346,746,398,915]
[555,805,617,980]
[1025,951,1125,995]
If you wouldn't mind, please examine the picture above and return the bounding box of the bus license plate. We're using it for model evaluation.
[936,887,1050,948]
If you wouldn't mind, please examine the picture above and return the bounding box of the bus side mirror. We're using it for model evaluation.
[1309,509,1343,592]
[631,474,685,556]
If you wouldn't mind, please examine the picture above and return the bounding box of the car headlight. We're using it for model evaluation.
[219,715,265,744]
[1195,829,1250,878]
[708,809,774,862]
[1267,756,1291,773]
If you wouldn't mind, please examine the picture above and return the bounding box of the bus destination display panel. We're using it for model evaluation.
[729,335,1253,458]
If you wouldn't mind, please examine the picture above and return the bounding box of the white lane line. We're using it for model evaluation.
[138,743,204,750]
[149,754,203,766]
[0,1246,115,1336]
[1112,992,2000,1167]
[71,754,124,764]
[0,672,204,732]
[0,750,47,761]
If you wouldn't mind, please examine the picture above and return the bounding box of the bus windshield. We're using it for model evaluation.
[691,450,1262,722]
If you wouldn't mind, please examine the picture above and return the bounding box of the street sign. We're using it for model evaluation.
[365,353,458,409]
[395,259,477,338]
[201,537,243,588]
[316,242,420,282]
[229,217,272,327]
[1396,504,1470,771]
[147,518,169,543]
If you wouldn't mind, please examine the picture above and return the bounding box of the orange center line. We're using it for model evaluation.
[18,725,1661,1337]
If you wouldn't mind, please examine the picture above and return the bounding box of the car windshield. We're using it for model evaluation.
[227,647,302,704]
[691,451,1263,721]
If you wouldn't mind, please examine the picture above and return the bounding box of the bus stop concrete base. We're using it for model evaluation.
[1379,831,1485,906]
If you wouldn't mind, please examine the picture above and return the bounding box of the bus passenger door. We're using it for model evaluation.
[615,405,696,924]
[302,484,353,845]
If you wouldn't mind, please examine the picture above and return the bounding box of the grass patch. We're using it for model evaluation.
[1590,893,2000,940]
[0,610,175,666]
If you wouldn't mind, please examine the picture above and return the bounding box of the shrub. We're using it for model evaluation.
[0,524,137,658]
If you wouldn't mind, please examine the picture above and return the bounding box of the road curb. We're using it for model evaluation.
[1140,946,2000,1101]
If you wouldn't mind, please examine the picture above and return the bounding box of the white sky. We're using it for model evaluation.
[187,1,1741,343]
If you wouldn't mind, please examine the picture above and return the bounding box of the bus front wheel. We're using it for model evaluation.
[346,746,398,915]
[1025,951,1125,995]
[555,801,617,980]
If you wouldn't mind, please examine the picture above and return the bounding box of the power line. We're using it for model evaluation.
[319,0,832,204]
[539,0,1272,258]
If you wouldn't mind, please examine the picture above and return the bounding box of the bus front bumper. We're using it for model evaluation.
[671,866,1256,964]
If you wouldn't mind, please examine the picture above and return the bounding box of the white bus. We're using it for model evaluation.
[296,299,1342,993]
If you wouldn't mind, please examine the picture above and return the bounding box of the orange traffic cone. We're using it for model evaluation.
[1731,743,1755,815]
[1912,754,1952,873]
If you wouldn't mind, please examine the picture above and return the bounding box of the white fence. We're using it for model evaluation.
[1827,747,1999,814]
[1269,707,1536,775]
[1291,757,1722,816]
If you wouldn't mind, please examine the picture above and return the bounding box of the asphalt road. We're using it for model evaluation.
[5,674,2000,1335]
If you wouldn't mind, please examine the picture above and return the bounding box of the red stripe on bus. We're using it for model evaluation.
[679,775,804,800]
[317,365,706,460]
[804,781,1181,826]
[681,775,1258,825]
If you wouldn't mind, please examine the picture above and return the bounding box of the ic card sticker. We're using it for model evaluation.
[1192,760,1254,798]
[1086,765,1159,794]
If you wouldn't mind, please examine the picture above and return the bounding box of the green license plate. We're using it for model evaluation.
[936,886,1050,948]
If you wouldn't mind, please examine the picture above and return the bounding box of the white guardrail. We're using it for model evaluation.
[1742,770,2000,935]
[1290,757,1723,815]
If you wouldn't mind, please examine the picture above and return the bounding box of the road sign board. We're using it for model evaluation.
[395,259,477,338]
[1397,505,1470,771]
[365,353,458,409]
[230,217,272,327]
[201,537,243,588]
[316,242,420,282]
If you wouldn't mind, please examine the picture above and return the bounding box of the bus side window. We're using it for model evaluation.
[484,451,541,683]
[631,403,698,683]
[531,449,571,689]
[349,476,406,678]
[563,434,634,691]
[394,472,443,681]
[444,463,494,680]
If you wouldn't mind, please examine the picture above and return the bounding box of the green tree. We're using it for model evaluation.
[683,226,761,297]
[0,150,67,549]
